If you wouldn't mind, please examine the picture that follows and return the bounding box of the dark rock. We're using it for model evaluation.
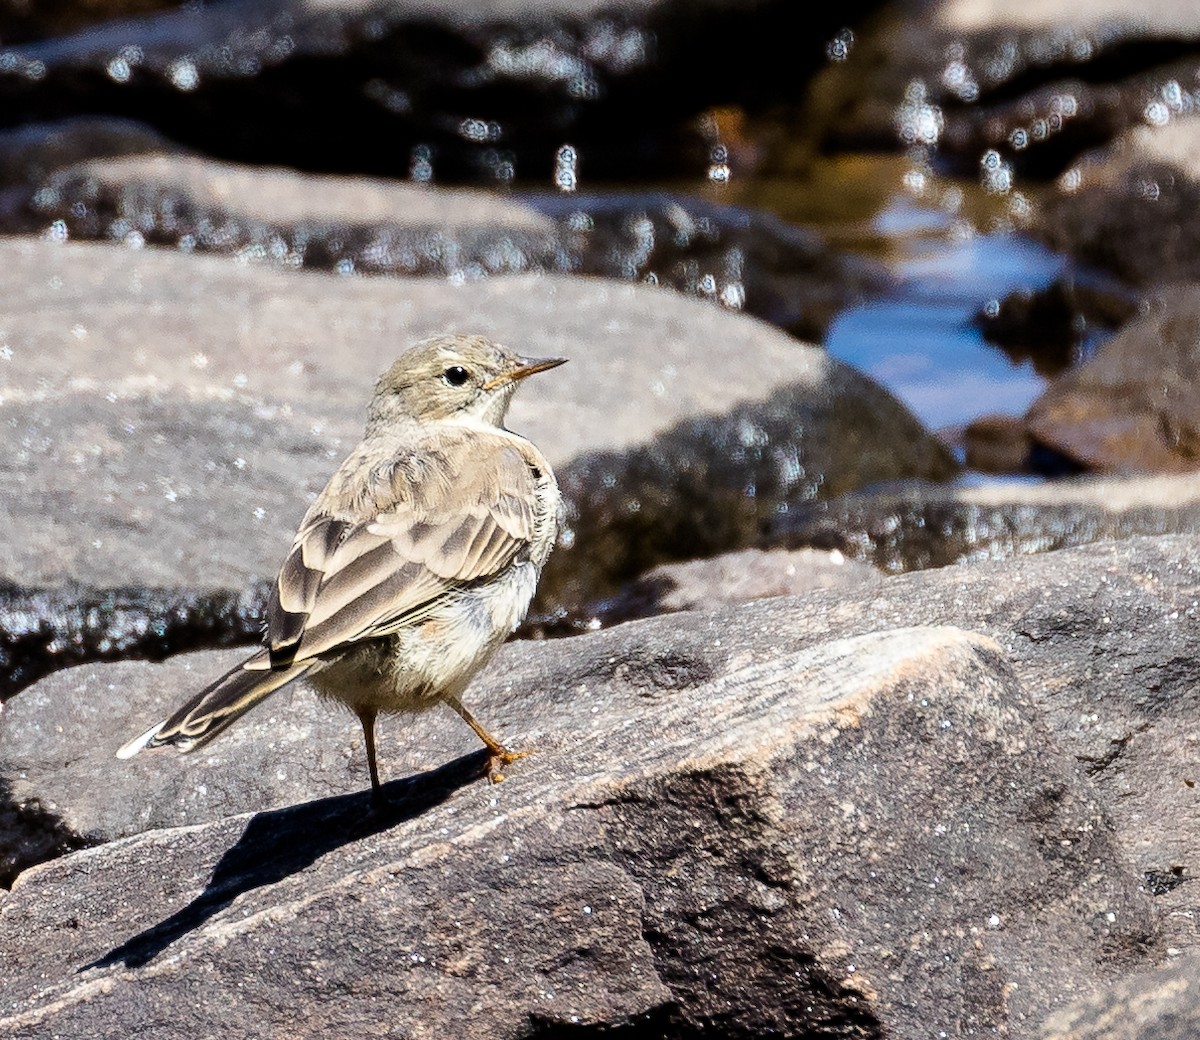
[0,0,878,183]
[0,580,268,700]
[0,0,180,47]
[1041,953,1200,1039]
[526,190,890,340]
[964,414,1036,473]
[543,370,958,614]
[975,279,1139,377]
[1025,287,1200,472]
[799,1,1200,176]
[1040,118,1200,289]
[0,237,952,695]
[771,473,1200,571]
[0,623,1161,1036]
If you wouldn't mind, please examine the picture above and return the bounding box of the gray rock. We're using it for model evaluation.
[592,546,883,626]
[773,472,1200,571]
[1041,953,1200,1040]
[0,625,1159,1038]
[6,533,1199,948]
[1025,288,1200,472]
[0,237,954,692]
[9,150,886,340]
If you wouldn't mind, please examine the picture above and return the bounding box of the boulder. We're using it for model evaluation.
[0,624,1159,1038]
[5,533,1198,954]
[0,0,872,181]
[1024,288,1200,472]
[1041,116,1200,288]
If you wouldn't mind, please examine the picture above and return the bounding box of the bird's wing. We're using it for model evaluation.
[266,429,539,666]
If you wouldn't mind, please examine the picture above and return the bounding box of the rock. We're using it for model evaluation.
[0,236,955,694]
[6,533,1198,947]
[0,625,1160,1037]
[974,279,1139,378]
[525,190,890,340]
[772,472,1200,570]
[800,0,1200,177]
[963,414,1038,473]
[0,0,178,47]
[0,0,871,182]
[590,546,883,626]
[1024,288,1200,472]
[1041,117,1200,288]
[7,150,886,340]
[1041,953,1200,1040]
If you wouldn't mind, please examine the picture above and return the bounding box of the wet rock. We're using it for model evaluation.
[590,546,882,626]
[526,191,890,340]
[1042,953,1200,1040]
[8,151,886,340]
[0,0,179,47]
[0,624,1160,1036]
[802,0,1200,177]
[16,151,561,274]
[1024,288,1200,472]
[1041,117,1200,288]
[0,580,268,700]
[771,472,1200,571]
[0,237,952,693]
[975,279,1139,377]
[0,0,872,183]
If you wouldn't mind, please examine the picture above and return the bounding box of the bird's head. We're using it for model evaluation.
[367,334,566,431]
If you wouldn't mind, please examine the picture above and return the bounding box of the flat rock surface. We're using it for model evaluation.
[0,624,1158,1038]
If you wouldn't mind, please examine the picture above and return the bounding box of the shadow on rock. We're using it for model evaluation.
[84,749,489,971]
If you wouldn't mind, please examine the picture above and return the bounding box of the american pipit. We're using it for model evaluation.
[119,334,565,804]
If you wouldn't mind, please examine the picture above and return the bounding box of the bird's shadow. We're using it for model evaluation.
[83,749,490,972]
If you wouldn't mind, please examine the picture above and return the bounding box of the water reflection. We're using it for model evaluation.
[825,199,1068,432]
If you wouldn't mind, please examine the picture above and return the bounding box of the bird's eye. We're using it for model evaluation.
[442,366,470,387]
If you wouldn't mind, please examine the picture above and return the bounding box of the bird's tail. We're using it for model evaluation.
[117,653,316,759]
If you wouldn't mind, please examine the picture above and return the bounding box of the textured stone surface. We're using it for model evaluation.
[0,625,1159,1038]
[3,149,885,340]
[592,546,883,626]
[1041,953,1200,1039]
[1042,117,1200,288]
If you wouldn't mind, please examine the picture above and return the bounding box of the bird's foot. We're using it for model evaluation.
[486,746,532,784]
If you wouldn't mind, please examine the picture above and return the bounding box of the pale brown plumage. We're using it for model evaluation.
[118,335,564,804]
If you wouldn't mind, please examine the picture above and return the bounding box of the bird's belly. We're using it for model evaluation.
[309,561,540,715]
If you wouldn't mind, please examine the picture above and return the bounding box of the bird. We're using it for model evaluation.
[118,333,565,805]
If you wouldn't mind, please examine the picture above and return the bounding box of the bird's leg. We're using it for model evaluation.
[356,707,384,806]
[445,698,529,782]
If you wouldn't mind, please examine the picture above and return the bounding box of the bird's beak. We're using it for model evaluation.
[483,356,568,390]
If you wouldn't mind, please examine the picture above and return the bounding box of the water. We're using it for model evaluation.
[825,198,1069,434]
